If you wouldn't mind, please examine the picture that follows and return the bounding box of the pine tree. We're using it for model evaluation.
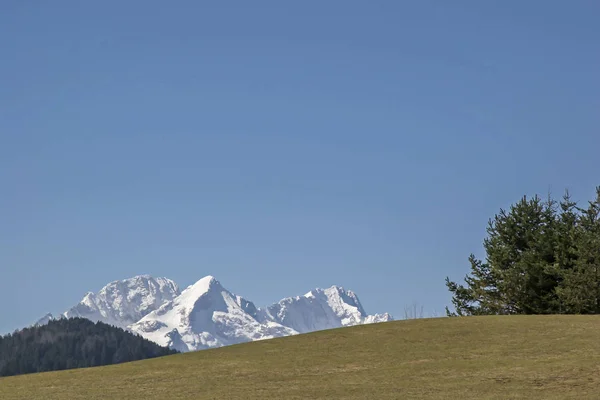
[446,194,561,316]
[557,188,600,313]
[0,318,178,377]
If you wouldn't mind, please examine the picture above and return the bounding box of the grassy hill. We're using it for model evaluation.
[2,315,600,399]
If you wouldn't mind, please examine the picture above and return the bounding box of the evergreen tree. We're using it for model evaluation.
[0,318,178,378]
[557,188,600,313]
[445,192,579,316]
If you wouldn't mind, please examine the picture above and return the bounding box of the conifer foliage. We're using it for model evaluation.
[0,317,178,377]
[446,187,600,316]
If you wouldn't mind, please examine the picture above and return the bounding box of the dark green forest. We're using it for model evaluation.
[0,317,177,377]
[447,187,600,316]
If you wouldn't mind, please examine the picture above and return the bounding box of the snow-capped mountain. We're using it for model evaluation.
[130,276,298,352]
[37,274,392,352]
[257,286,392,334]
[58,276,180,329]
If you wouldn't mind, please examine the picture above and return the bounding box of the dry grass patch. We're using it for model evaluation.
[2,315,600,399]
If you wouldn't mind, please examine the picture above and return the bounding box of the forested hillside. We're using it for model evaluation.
[447,187,600,316]
[0,317,177,377]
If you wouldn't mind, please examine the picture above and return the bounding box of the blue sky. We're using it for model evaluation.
[1,1,599,334]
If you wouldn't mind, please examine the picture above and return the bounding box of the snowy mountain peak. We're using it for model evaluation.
[303,285,367,317]
[260,283,377,334]
[97,275,179,296]
[179,275,221,300]
[62,275,181,329]
[129,275,296,351]
[37,274,392,353]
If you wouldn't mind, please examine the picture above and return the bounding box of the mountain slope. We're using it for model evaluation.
[3,316,600,399]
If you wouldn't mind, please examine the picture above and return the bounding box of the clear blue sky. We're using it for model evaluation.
[1,1,599,334]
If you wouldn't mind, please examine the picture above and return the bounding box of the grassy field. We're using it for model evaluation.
[2,315,600,399]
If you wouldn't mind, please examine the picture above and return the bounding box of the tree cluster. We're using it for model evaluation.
[0,317,178,377]
[446,187,600,316]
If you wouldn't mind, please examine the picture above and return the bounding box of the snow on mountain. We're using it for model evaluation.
[363,313,393,324]
[62,275,180,329]
[129,276,297,352]
[256,285,393,333]
[35,274,392,352]
[129,276,392,352]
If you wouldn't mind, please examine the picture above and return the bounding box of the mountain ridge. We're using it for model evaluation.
[36,274,392,352]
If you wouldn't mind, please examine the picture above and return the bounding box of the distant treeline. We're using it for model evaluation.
[0,317,178,377]
[447,187,600,316]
